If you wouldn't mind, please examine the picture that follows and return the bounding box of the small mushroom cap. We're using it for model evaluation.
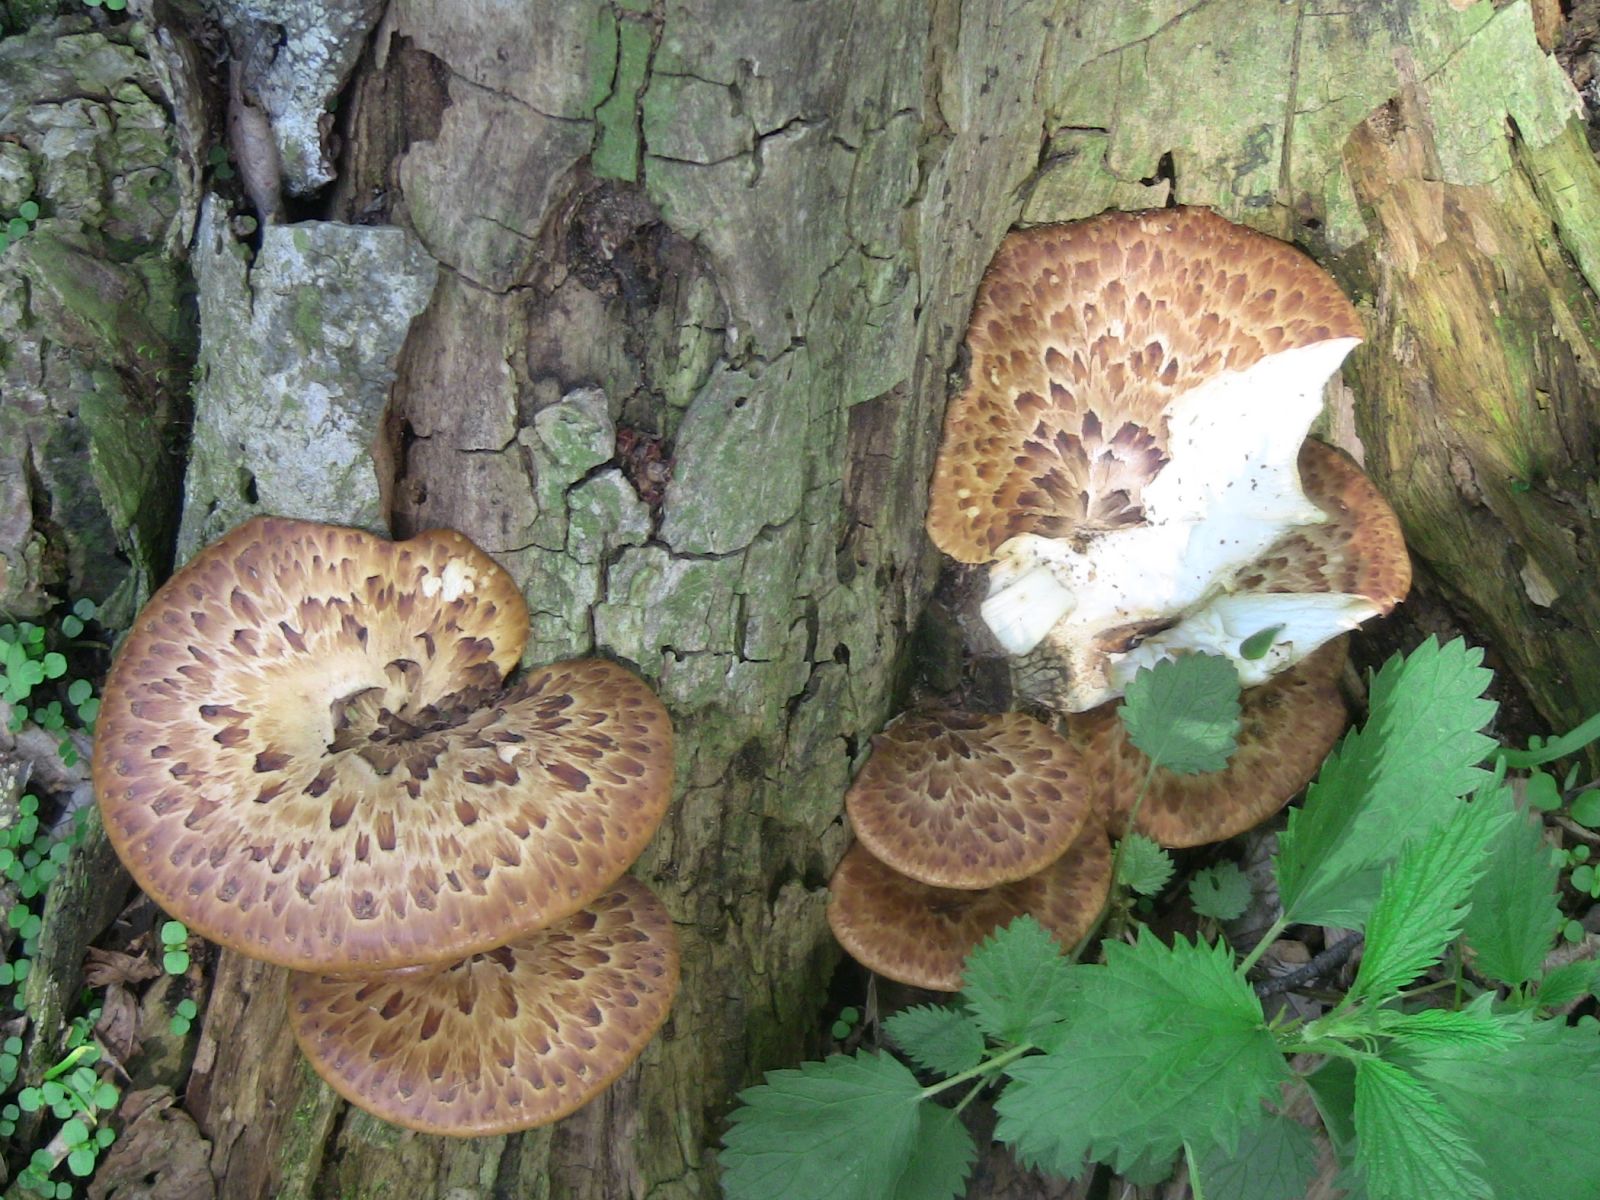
[94,517,675,972]
[288,875,679,1137]
[845,710,1092,889]
[928,207,1362,564]
[1069,638,1349,848]
[826,823,1112,991]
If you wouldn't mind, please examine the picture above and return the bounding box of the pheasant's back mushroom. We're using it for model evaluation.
[827,822,1112,991]
[844,709,1091,889]
[1069,638,1349,847]
[927,208,1370,711]
[93,517,675,973]
[288,875,679,1136]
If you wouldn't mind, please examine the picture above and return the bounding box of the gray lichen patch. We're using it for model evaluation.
[177,201,437,558]
[208,0,387,196]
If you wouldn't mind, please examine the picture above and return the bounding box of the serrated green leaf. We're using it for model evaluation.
[1397,1017,1600,1200]
[1190,861,1251,920]
[959,916,1077,1046]
[883,1005,984,1078]
[1277,637,1497,928]
[1373,995,1520,1051]
[996,934,1282,1175]
[1195,1108,1317,1200]
[1533,958,1600,1010]
[1353,1058,1490,1200]
[889,1104,976,1200]
[1116,834,1174,896]
[720,1052,926,1200]
[1351,793,1511,1001]
[1462,801,1561,988]
[1118,653,1241,774]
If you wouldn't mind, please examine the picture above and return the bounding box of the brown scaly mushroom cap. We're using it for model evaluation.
[845,710,1092,889]
[1100,439,1410,694]
[288,874,679,1137]
[94,517,675,973]
[1067,638,1349,848]
[826,822,1112,991]
[926,208,1366,712]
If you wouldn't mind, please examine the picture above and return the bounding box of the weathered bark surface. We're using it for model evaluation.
[5,1,1600,1199]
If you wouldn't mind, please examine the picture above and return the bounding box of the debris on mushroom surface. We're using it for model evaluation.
[94,517,675,973]
[1068,638,1350,848]
[844,709,1092,889]
[924,207,1404,712]
[1103,439,1410,691]
[288,875,679,1137]
[826,821,1112,991]
[93,516,680,1134]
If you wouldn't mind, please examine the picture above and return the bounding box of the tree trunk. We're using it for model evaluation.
[5,2,1600,1198]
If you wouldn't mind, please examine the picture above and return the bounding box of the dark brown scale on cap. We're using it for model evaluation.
[1067,639,1349,848]
[927,207,1363,563]
[287,876,679,1136]
[93,517,675,973]
[826,823,1112,991]
[844,710,1091,889]
[1226,439,1411,610]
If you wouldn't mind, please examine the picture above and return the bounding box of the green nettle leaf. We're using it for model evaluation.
[1189,862,1252,920]
[1195,1108,1318,1200]
[1533,958,1600,1010]
[1350,791,1511,1002]
[1116,834,1174,896]
[1276,637,1497,928]
[996,934,1283,1175]
[719,1052,927,1200]
[959,916,1077,1046]
[883,1005,984,1078]
[1397,1018,1600,1200]
[1373,996,1521,1051]
[889,1104,976,1200]
[1352,1058,1490,1200]
[1461,800,1562,988]
[1118,653,1241,775]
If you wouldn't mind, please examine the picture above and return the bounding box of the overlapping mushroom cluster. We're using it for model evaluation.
[831,208,1411,989]
[94,517,679,1136]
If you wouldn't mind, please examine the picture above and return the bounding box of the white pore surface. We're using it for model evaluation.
[1107,591,1379,690]
[979,337,1362,709]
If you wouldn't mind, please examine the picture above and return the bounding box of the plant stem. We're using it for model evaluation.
[1185,1141,1206,1200]
[1236,914,1290,976]
[1495,713,1600,769]
[918,1042,1033,1100]
[1070,759,1160,963]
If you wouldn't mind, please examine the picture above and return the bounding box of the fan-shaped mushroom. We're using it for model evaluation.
[826,821,1112,991]
[93,517,679,1134]
[1069,638,1349,848]
[844,709,1092,889]
[94,517,675,973]
[288,875,679,1136]
[927,208,1386,712]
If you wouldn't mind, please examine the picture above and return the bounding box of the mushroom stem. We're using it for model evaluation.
[979,562,1078,655]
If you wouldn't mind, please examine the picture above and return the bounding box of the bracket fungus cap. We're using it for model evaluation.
[288,874,679,1137]
[844,709,1092,890]
[826,822,1111,991]
[94,517,675,973]
[927,208,1370,712]
[1069,638,1349,848]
